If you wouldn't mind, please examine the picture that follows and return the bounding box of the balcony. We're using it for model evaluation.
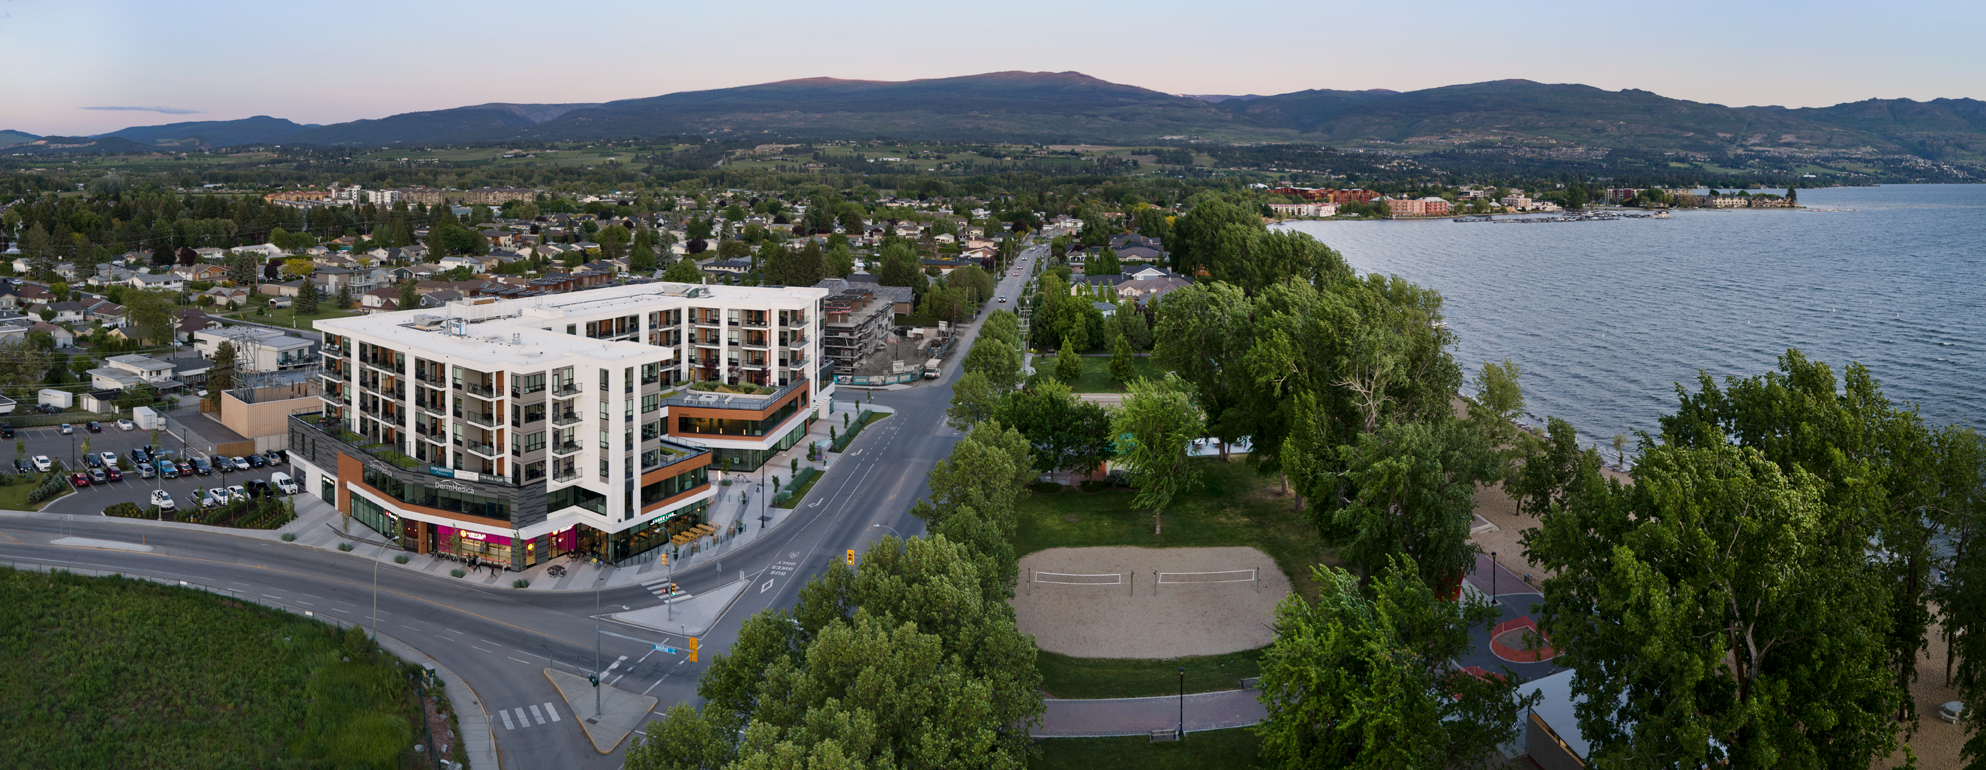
[549,440,582,456]
[460,412,499,428]
[463,442,501,458]
[552,411,583,427]
[460,382,497,399]
[415,426,448,445]
[663,376,805,411]
[782,353,807,368]
[553,383,581,397]
[552,467,581,483]
[415,399,448,418]
[415,369,443,386]
[321,342,344,357]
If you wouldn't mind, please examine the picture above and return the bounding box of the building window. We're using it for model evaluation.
[640,465,709,506]
[599,430,609,448]
[360,467,510,521]
[599,368,609,391]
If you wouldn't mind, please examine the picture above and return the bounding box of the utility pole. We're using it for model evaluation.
[594,584,602,717]
[1177,666,1186,741]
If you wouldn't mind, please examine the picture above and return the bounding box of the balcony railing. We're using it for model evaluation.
[415,370,443,385]
[461,412,499,428]
[549,441,582,456]
[461,382,497,398]
[322,343,344,356]
[552,467,581,483]
[662,376,805,411]
[552,383,581,397]
[552,411,583,427]
[415,400,447,418]
[463,442,500,458]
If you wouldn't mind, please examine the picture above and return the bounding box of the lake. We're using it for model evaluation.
[1276,185,1986,455]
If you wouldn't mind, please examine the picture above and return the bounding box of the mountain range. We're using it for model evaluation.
[6,72,1985,162]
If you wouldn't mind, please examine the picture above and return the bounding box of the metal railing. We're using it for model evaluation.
[551,412,582,427]
[462,442,499,458]
[460,382,497,398]
[461,412,499,428]
[552,467,580,482]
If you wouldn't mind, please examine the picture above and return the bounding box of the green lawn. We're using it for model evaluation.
[1014,458,1335,601]
[1032,729,1263,770]
[1030,354,1164,393]
[0,568,447,769]
[0,475,67,511]
[221,303,363,331]
[1037,647,1264,698]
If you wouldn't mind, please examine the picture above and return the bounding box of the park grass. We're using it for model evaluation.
[223,303,363,331]
[1031,728,1263,770]
[1013,457,1335,601]
[0,568,433,769]
[0,479,63,511]
[1036,647,1265,699]
[1031,354,1163,394]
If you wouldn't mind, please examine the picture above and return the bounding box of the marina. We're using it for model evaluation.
[1453,211,1671,224]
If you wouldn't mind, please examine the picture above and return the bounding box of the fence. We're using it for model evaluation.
[833,371,922,386]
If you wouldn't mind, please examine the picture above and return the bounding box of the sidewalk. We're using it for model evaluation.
[1034,690,1267,738]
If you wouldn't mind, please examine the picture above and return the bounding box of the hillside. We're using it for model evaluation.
[97,115,317,148]
[0,130,39,148]
[25,74,1986,167]
[3,136,159,155]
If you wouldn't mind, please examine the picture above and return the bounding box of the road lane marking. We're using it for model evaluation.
[330,608,350,613]
[529,704,545,724]
[508,657,533,665]
[472,646,494,654]
[514,708,529,726]
[544,703,561,722]
[499,710,515,730]
[761,578,774,593]
[294,601,312,606]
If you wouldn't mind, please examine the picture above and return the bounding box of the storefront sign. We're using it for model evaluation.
[461,530,488,541]
[429,466,486,483]
[429,466,453,479]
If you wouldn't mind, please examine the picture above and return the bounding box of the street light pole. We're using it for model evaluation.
[371,551,380,638]
[1177,666,1185,741]
[594,585,602,718]
[1490,551,1497,605]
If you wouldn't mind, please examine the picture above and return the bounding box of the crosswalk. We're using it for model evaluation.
[639,577,689,601]
[496,702,563,730]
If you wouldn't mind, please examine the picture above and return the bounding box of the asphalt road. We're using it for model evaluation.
[0,242,1048,768]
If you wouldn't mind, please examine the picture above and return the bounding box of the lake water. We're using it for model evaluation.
[1277,185,1986,454]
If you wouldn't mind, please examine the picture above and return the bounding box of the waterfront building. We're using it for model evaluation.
[290,282,832,568]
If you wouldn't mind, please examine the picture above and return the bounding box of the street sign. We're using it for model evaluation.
[655,644,679,655]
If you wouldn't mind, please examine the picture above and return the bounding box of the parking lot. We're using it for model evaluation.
[18,416,293,516]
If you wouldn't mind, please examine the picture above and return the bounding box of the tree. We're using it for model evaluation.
[994,379,1114,475]
[1317,417,1493,589]
[1054,335,1082,383]
[876,241,928,297]
[122,288,175,345]
[1109,334,1134,383]
[596,224,630,260]
[297,280,319,315]
[334,284,352,310]
[945,371,1003,431]
[1111,375,1204,534]
[20,223,54,278]
[1524,440,1904,768]
[208,341,237,402]
[662,257,702,283]
[398,280,418,311]
[960,337,1023,391]
[1257,558,1535,770]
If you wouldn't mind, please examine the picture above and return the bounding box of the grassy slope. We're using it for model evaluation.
[1036,647,1265,699]
[0,569,426,769]
[1032,729,1264,770]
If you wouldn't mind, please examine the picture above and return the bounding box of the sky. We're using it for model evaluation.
[5,0,1984,136]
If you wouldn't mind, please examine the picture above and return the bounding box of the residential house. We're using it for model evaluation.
[360,287,400,310]
[700,259,752,278]
[43,301,91,323]
[89,354,180,392]
[27,321,74,347]
[193,326,319,371]
[172,263,229,283]
[200,287,250,309]
[128,272,185,292]
[85,301,124,327]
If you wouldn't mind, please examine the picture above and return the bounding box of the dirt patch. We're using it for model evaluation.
[1013,546,1288,659]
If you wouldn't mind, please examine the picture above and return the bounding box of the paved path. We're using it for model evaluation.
[1034,690,1266,737]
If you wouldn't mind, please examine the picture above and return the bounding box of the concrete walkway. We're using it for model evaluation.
[544,668,656,754]
[1034,690,1267,738]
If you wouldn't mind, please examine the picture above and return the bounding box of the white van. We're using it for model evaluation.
[271,472,298,496]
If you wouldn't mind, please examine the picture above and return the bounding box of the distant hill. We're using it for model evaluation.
[284,103,599,146]
[0,130,39,148]
[17,74,1986,165]
[97,116,317,148]
[4,136,159,155]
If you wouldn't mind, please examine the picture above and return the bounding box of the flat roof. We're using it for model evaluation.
[315,282,827,367]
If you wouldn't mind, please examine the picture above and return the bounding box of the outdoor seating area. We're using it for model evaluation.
[671,522,718,546]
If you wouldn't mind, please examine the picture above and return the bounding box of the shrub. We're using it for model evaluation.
[511,579,530,589]
[336,542,354,552]
[101,501,144,518]
[449,569,465,578]
[393,554,410,564]
[281,532,296,542]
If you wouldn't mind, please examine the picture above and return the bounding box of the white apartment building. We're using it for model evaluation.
[291,282,832,569]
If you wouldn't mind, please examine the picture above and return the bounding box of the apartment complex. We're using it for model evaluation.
[816,279,900,366]
[1382,196,1454,217]
[290,282,832,569]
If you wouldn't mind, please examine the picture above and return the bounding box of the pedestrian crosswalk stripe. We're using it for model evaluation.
[544,702,561,722]
[499,710,515,730]
[530,704,545,724]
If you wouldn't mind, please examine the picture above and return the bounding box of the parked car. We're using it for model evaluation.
[105,466,122,482]
[230,456,252,472]
[136,463,155,479]
[58,424,72,435]
[214,456,234,474]
[129,448,150,465]
[264,450,286,466]
[0,425,13,438]
[189,457,212,476]
[87,468,106,484]
[223,485,248,503]
[32,455,51,472]
[69,471,89,488]
[150,489,175,513]
[116,419,134,431]
[245,479,270,498]
[98,452,117,468]
[201,490,225,509]
[246,453,267,468]
[12,459,28,473]
[157,460,178,479]
[86,421,101,433]
[271,472,298,496]
[84,454,102,468]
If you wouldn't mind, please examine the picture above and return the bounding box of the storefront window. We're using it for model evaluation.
[602,499,707,563]
[641,465,708,507]
[350,495,400,544]
[362,467,510,521]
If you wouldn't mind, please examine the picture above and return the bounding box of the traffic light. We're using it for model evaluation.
[845,549,856,565]
[688,636,698,663]
[588,673,599,687]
